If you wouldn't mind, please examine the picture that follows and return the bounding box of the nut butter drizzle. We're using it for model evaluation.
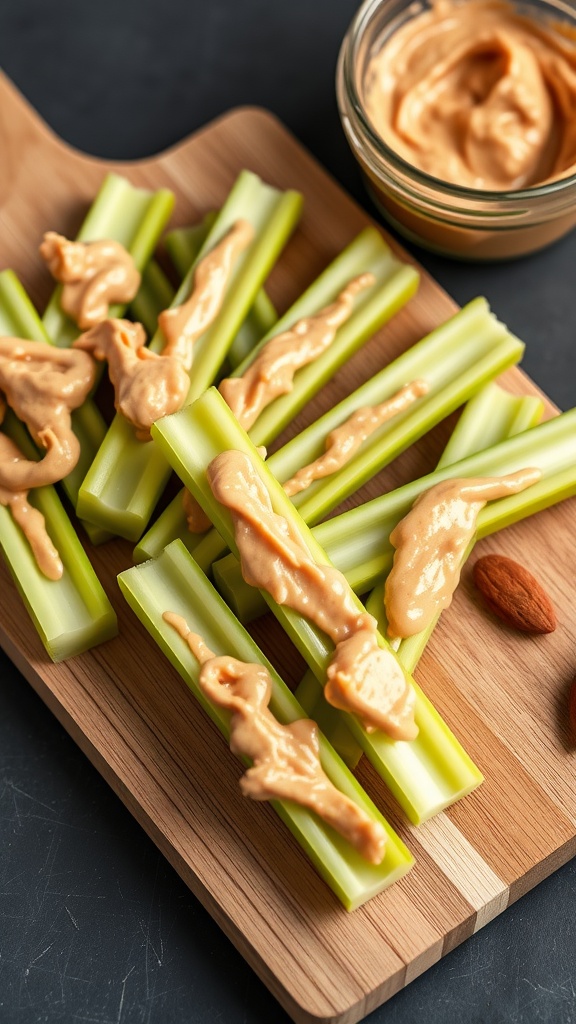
[40,233,141,330]
[74,222,254,442]
[182,380,428,533]
[158,220,254,367]
[162,611,387,864]
[0,338,96,489]
[219,273,375,432]
[283,380,429,497]
[0,399,62,580]
[385,468,542,639]
[207,450,417,740]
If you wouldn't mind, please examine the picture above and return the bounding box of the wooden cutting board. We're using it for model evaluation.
[0,71,575,1024]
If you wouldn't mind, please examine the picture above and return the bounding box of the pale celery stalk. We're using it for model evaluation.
[118,540,414,911]
[315,407,576,596]
[77,171,303,542]
[165,218,277,369]
[134,226,419,563]
[0,270,110,545]
[42,172,175,348]
[211,300,527,620]
[0,411,117,661]
[152,388,483,824]
[39,173,174,535]
[298,384,545,761]
[130,259,174,336]
[229,226,419,447]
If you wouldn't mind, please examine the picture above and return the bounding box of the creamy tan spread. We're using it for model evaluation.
[0,338,95,489]
[385,467,542,638]
[364,0,576,190]
[74,319,190,442]
[183,486,212,533]
[283,380,429,498]
[158,220,254,367]
[163,611,387,863]
[0,398,62,580]
[40,233,141,329]
[219,273,375,432]
[207,450,417,740]
[74,221,254,442]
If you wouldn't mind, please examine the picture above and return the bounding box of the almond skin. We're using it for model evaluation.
[473,554,557,634]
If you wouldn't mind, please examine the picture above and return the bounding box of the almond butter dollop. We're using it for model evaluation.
[0,398,62,580]
[74,319,191,442]
[0,338,96,490]
[364,0,576,190]
[74,221,254,442]
[385,468,542,639]
[163,611,387,864]
[40,233,141,329]
[219,273,375,432]
[207,449,417,740]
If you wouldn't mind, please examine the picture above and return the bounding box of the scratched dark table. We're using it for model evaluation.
[0,2,575,1023]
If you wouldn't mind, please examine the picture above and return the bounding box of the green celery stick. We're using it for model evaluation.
[135,226,419,563]
[298,383,546,760]
[316,407,576,595]
[39,174,174,535]
[0,412,117,661]
[78,171,303,542]
[118,540,413,911]
[0,270,110,545]
[42,172,175,348]
[165,217,277,369]
[130,259,175,337]
[152,387,483,824]
[211,300,526,620]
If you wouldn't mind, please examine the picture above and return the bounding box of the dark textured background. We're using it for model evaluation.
[0,1,575,1022]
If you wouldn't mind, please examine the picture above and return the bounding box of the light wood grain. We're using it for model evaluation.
[0,71,575,1024]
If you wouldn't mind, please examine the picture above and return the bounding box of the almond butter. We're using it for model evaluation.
[472,554,557,634]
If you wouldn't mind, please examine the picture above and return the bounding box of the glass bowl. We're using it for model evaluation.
[336,0,576,260]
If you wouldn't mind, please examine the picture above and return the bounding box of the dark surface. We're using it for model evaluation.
[0,1,575,1022]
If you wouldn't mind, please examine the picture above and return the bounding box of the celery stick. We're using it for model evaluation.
[152,388,483,824]
[437,383,545,468]
[164,215,217,276]
[230,227,419,447]
[38,173,174,535]
[166,218,277,370]
[118,540,414,911]
[0,412,117,661]
[136,228,418,563]
[316,408,576,595]
[130,259,174,337]
[0,271,109,545]
[78,172,303,542]
[299,384,546,759]
[212,301,526,619]
[42,173,175,348]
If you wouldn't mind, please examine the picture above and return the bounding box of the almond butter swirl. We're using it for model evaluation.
[207,450,417,740]
[163,611,387,863]
[0,338,96,578]
[0,398,62,580]
[385,468,542,639]
[74,221,254,442]
[40,233,141,330]
[219,273,375,432]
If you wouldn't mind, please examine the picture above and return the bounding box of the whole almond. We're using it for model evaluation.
[473,554,557,634]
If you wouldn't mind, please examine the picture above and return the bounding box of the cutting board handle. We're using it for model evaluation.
[0,72,63,199]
